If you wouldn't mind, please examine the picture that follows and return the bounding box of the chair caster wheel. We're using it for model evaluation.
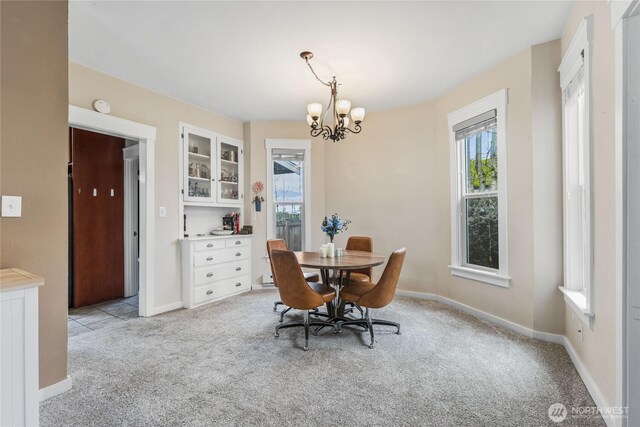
[303,346,309,351]
[274,333,279,338]
[279,319,283,323]
[369,343,375,349]
[273,307,277,312]
[397,331,402,335]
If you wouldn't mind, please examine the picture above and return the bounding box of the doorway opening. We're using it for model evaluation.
[67,105,156,330]
[67,129,141,335]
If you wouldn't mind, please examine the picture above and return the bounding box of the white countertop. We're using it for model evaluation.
[181,234,253,241]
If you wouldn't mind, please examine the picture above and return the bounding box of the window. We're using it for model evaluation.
[558,16,594,320]
[447,89,509,287]
[266,139,311,252]
[272,149,305,251]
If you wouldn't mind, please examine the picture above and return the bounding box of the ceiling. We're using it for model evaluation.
[69,1,574,122]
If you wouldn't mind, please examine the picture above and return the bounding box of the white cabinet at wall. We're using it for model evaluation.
[181,123,243,207]
[0,269,43,427]
[181,236,252,308]
[217,136,243,205]
[183,126,216,204]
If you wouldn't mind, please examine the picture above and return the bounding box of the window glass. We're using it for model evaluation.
[464,126,498,194]
[465,197,499,269]
[272,150,304,251]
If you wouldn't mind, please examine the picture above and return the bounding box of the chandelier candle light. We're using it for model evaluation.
[300,51,365,142]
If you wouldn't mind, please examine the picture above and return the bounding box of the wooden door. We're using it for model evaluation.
[70,128,125,307]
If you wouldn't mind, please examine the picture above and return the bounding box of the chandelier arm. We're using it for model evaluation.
[305,59,331,87]
[342,123,362,135]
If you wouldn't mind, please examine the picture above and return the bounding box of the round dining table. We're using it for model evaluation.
[295,250,385,318]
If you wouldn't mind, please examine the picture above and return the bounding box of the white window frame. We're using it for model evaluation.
[265,139,312,251]
[447,89,510,288]
[558,16,595,321]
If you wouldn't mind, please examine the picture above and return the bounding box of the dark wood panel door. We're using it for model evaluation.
[71,128,125,307]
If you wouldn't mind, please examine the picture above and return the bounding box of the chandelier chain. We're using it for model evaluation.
[304,58,332,87]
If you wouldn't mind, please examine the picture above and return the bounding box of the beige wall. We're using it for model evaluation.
[0,1,69,388]
[69,62,244,308]
[531,40,565,335]
[243,121,326,284]
[434,47,537,330]
[561,0,617,407]
[324,101,440,290]
[324,42,563,334]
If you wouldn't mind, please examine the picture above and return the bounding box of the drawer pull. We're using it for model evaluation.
[206,290,213,295]
[207,243,214,248]
[207,272,214,277]
[206,256,213,261]
[235,240,241,245]
[235,252,241,257]
[235,267,242,271]
[235,282,242,287]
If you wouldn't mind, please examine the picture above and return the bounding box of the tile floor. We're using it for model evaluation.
[68,295,139,337]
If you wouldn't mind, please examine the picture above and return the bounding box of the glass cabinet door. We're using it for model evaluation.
[217,137,243,205]
[183,127,215,203]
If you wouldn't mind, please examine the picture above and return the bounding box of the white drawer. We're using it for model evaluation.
[194,275,251,305]
[194,240,225,252]
[195,260,250,285]
[225,237,250,248]
[194,247,250,267]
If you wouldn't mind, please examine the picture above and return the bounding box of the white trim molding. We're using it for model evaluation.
[447,89,510,288]
[558,16,595,321]
[39,376,72,402]
[611,1,640,425]
[69,105,156,317]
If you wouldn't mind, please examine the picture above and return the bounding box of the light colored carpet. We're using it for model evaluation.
[40,290,604,426]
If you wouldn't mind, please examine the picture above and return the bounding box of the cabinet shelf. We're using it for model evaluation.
[182,125,243,206]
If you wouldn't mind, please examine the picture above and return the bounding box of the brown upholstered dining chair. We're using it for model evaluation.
[271,250,337,351]
[267,239,320,321]
[345,236,373,283]
[337,248,406,348]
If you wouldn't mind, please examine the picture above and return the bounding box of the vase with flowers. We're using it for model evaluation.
[251,181,265,212]
[321,213,351,258]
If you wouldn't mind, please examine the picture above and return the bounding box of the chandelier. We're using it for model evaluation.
[300,51,365,142]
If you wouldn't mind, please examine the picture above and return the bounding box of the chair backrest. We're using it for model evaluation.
[270,250,326,310]
[358,248,406,309]
[266,239,288,287]
[346,236,374,279]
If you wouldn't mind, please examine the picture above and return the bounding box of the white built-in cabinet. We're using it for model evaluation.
[181,236,252,308]
[182,124,243,206]
[0,269,42,427]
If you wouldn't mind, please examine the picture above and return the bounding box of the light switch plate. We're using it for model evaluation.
[159,207,167,217]
[1,196,22,217]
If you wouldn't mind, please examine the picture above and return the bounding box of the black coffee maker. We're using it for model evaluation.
[223,214,235,232]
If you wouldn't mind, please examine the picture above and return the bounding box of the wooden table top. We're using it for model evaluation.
[295,250,385,270]
[0,268,44,293]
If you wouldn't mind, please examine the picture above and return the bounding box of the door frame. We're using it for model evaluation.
[123,144,140,298]
[69,105,156,317]
[612,1,640,425]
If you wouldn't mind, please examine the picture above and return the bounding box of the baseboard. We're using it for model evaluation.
[39,375,72,402]
[396,289,553,340]
[563,338,616,427]
[396,289,613,424]
[149,301,183,316]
